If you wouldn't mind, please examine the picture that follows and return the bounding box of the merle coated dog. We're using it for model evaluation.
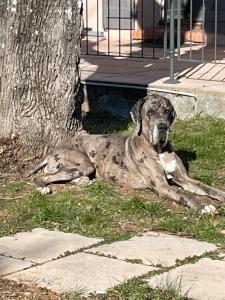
[28,93,225,213]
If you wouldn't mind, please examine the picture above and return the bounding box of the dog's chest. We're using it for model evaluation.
[158,153,177,174]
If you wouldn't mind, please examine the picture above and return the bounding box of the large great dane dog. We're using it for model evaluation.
[28,93,225,213]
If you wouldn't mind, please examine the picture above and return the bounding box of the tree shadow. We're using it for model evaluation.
[82,110,132,134]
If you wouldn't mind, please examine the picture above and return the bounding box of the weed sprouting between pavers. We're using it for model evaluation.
[101,249,220,300]
[104,276,193,300]
[61,276,193,299]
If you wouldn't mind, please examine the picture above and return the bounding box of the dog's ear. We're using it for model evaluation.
[170,105,177,125]
[130,98,145,135]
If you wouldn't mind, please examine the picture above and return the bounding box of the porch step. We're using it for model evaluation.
[132,27,164,40]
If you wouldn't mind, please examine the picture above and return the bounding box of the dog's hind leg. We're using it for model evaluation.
[33,164,95,194]
[26,157,48,178]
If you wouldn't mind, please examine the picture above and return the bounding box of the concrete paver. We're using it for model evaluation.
[0,228,102,263]
[87,232,217,267]
[147,258,225,300]
[1,228,222,297]
[5,252,154,294]
[0,255,33,276]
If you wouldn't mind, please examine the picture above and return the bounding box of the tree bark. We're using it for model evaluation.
[0,0,83,157]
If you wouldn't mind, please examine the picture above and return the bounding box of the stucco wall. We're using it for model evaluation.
[83,0,164,39]
[83,1,104,33]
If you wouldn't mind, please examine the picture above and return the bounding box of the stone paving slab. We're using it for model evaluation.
[0,255,33,276]
[147,258,225,300]
[0,228,102,263]
[5,253,154,294]
[86,232,217,267]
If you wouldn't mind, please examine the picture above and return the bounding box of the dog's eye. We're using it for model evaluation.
[164,108,171,113]
[147,109,153,115]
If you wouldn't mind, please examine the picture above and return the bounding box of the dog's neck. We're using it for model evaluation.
[133,129,171,154]
[154,141,172,154]
[154,144,164,154]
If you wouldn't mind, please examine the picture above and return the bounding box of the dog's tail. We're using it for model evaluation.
[25,157,48,178]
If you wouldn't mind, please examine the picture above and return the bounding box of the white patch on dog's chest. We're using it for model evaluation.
[159,153,177,174]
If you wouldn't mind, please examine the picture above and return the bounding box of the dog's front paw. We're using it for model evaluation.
[200,204,217,215]
[37,186,52,195]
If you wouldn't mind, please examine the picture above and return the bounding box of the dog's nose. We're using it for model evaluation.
[157,123,168,131]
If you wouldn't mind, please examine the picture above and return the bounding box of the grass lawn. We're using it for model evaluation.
[1,116,225,299]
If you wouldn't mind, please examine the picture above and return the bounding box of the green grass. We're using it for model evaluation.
[1,116,225,299]
[0,182,164,242]
[171,116,225,185]
[2,178,225,245]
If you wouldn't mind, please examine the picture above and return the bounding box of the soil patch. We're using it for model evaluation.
[0,277,59,300]
[0,137,37,177]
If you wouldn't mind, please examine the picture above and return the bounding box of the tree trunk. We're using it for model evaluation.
[0,0,83,157]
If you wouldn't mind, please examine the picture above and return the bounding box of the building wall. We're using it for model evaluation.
[83,1,104,33]
[135,0,163,29]
[83,0,225,45]
[83,0,164,40]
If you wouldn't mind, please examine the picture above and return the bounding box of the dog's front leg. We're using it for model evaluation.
[173,176,225,203]
[141,158,216,213]
[165,152,225,202]
[153,179,216,213]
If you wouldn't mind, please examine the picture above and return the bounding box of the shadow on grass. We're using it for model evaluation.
[82,110,133,134]
[176,149,197,172]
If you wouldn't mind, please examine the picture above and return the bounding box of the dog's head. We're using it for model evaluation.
[130,94,176,147]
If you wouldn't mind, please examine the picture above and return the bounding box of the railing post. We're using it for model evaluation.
[165,0,179,84]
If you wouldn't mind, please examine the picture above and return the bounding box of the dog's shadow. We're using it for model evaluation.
[176,149,197,173]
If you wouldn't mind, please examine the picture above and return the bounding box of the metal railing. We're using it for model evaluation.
[82,0,225,82]
[176,0,225,64]
[163,0,225,83]
[82,0,165,59]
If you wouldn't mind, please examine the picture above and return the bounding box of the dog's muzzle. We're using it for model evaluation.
[151,122,169,147]
[158,122,168,132]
